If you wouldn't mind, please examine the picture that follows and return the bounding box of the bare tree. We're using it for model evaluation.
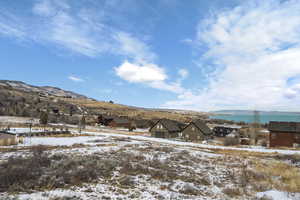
[78,115,86,133]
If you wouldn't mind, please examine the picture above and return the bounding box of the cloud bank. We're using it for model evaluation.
[165,0,300,111]
[0,0,185,94]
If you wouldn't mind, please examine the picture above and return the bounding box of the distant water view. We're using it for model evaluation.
[210,114,300,124]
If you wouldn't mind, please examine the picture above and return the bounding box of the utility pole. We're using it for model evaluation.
[253,110,260,145]
[28,118,33,146]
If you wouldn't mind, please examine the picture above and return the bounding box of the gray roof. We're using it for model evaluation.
[155,119,181,132]
[190,120,212,135]
[268,121,300,133]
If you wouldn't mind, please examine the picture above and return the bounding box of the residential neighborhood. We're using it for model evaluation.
[1,0,300,199]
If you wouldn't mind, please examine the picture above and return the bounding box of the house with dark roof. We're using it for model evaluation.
[182,120,212,142]
[213,125,241,137]
[149,119,182,138]
[108,118,133,129]
[268,121,300,147]
[97,115,115,126]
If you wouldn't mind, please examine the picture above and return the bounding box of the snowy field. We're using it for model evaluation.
[6,128,300,155]
[0,130,300,199]
[0,116,39,124]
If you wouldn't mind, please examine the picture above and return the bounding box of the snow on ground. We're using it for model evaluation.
[1,130,300,200]
[81,130,300,155]
[0,140,241,200]
[21,135,110,146]
[3,126,300,155]
[257,190,300,200]
[0,116,39,124]
[6,127,45,134]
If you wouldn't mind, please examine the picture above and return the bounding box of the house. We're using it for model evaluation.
[108,118,132,129]
[134,119,152,129]
[0,131,19,146]
[149,119,182,138]
[182,120,212,142]
[268,121,300,147]
[213,125,241,137]
[97,115,114,126]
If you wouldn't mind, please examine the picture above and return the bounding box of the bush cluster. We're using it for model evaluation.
[0,146,118,192]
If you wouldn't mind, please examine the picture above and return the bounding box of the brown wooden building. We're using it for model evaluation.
[149,119,182,138]
[98,115,115,126]
[268,121,300,147]
[182,120,212,142]
[108,118,132,129]
[0,132,18,146]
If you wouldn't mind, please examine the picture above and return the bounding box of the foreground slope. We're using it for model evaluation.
[0,130,299,200]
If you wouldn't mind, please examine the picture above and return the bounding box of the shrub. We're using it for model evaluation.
[0,150,119,192]
[222,187,242,197]
[0,146,51,192]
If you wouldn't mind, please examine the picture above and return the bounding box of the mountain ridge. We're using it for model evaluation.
[0,80,90,100]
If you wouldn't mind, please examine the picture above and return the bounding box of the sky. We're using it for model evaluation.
[1,0,300,112]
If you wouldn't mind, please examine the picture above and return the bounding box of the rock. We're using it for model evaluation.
[181,183,200,195]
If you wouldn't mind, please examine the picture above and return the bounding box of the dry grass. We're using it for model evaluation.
[61,98,204,122]
[0,143,90,153]
[212,149,276,157]
[254,160,300,192]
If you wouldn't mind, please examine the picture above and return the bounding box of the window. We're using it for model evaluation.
[157,124,163,129]
[192,127,195,131]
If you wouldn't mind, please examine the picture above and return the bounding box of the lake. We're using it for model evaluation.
[210,114,300,124]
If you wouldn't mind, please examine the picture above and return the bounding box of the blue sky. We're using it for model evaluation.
[1,0,300,112]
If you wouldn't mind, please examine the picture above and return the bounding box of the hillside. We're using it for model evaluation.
[0,80,208,124]
[0,80,90,99]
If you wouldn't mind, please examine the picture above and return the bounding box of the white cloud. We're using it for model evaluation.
[178,68,189,80]
[114,32,156,63]
[180,38,193,44]
[113,32,186,94]
[0,11,26,39]
[165,0,300,111]
[32,0,114,57]
[115,61,166,83]
[0,0,185,95]
[32,0,55,16]
[115,61,185,93]
[68,75,84,82]
[0,0,148,58]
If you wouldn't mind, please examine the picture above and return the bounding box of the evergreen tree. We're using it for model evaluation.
[39,111,48,130]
